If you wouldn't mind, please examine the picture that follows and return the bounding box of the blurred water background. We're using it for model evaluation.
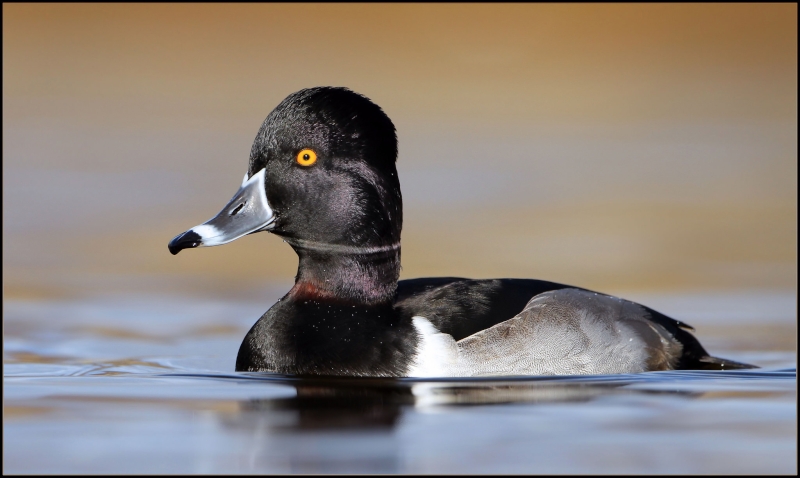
[3,4,797,474]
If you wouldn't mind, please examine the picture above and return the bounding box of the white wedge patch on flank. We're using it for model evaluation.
[406,316,462,378]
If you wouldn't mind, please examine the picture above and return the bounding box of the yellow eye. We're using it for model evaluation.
[296,149,317,167]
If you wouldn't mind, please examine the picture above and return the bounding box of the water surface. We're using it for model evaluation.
[3,291,796,474]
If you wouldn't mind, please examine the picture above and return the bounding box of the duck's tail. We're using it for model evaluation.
[645,307,759,371]
[692,355,758,370]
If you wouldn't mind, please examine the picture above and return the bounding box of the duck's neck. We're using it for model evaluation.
[286,238,401,305]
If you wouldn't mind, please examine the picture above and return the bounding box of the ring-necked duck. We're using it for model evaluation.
[168,87,754,376]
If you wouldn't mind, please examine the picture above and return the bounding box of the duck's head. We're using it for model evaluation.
[168,87,402,256]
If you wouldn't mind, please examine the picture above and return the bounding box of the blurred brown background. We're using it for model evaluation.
[3,4,796,300]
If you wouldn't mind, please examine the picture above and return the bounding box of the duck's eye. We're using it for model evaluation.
[296,149,317,167]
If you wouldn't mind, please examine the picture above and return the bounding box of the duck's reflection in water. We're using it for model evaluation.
[237,381,413,430]
[222,376,699,432]
[216,377,699,473]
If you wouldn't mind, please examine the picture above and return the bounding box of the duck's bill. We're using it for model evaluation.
[168,168,275,255]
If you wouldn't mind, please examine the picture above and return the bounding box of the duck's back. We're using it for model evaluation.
[394,278,752,373]
[395,278,570,341]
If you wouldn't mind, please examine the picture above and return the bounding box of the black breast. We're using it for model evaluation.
[236,298,417,376]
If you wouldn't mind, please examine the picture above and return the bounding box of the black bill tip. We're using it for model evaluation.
[168,230,202,255]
